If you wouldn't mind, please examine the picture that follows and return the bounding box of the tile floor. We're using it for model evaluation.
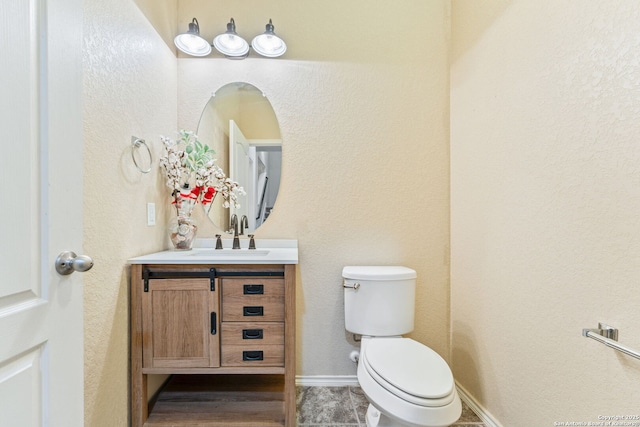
[296,386,485,427]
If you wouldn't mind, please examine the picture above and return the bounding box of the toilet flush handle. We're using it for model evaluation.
[343,282,360,290]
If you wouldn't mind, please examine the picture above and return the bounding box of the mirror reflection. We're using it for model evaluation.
[197,82,282,234]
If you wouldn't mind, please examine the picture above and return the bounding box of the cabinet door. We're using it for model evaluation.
[142,278,220,368]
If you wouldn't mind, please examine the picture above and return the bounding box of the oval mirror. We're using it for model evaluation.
[197,82,282,234]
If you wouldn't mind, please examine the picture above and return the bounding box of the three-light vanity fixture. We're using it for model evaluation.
[174,17,287,59]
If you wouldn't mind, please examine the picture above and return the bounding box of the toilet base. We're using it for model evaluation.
[365,399,461,427]
[366,403,421,427]
[366,403,401,427]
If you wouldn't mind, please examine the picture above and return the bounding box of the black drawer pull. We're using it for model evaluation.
[243,306,264,317]
[243,350,264,361]
[242,329,264,340]
[243,284,264,295]
[210,312,217,335]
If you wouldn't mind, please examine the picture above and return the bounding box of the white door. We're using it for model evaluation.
[0,0,85,425]
[229,120,256,230]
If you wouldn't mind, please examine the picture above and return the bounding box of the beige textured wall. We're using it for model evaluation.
[82,0,177,425]
[177,0,452,376]
[132,0,178,50]
[451,1,640,425]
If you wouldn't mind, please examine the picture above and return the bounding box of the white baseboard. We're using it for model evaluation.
[455,381,502,427]
[295,375,360,387]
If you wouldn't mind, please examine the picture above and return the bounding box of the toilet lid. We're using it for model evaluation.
[365,338,454,400]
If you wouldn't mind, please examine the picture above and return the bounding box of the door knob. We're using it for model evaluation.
[55,251,94,275]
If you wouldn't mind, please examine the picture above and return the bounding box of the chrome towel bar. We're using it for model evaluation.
[582,322,640,361]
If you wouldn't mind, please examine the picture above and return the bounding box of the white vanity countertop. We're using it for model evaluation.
[128,239,298,265]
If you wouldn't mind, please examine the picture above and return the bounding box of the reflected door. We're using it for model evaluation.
[229,120,257,230]
[0,0,84,425]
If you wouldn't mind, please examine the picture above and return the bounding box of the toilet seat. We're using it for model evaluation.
[361,338,455,408]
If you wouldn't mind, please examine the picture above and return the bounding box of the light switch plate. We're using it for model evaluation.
[147,203,156,226]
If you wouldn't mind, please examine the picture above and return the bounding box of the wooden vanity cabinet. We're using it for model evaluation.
[130,264,296,427]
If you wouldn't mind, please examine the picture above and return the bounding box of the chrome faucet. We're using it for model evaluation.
[240,215,249,235]
[230,214,240,249]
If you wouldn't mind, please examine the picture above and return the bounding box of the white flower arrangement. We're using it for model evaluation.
[159,130,245,216]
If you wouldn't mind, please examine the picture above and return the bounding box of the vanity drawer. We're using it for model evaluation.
[221,322,284,346]
[221,344,284,367]
[222,278,284,322]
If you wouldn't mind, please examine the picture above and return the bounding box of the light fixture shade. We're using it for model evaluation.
[251,19,287,58]
[174,18,212,57]
[213,18,250,58]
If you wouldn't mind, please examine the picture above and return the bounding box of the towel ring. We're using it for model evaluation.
[131,136,152,173]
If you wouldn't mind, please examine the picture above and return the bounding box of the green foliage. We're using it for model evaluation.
[179,130,215,173]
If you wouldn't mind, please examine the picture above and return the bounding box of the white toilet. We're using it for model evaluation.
[343,266,461,427]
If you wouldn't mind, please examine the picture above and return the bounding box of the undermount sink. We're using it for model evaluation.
[189,249,270,256]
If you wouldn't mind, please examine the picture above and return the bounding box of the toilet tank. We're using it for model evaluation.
[343,266,416,336]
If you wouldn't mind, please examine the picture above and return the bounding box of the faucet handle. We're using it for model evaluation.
[215,234,223,250]
[248,235,256,250]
